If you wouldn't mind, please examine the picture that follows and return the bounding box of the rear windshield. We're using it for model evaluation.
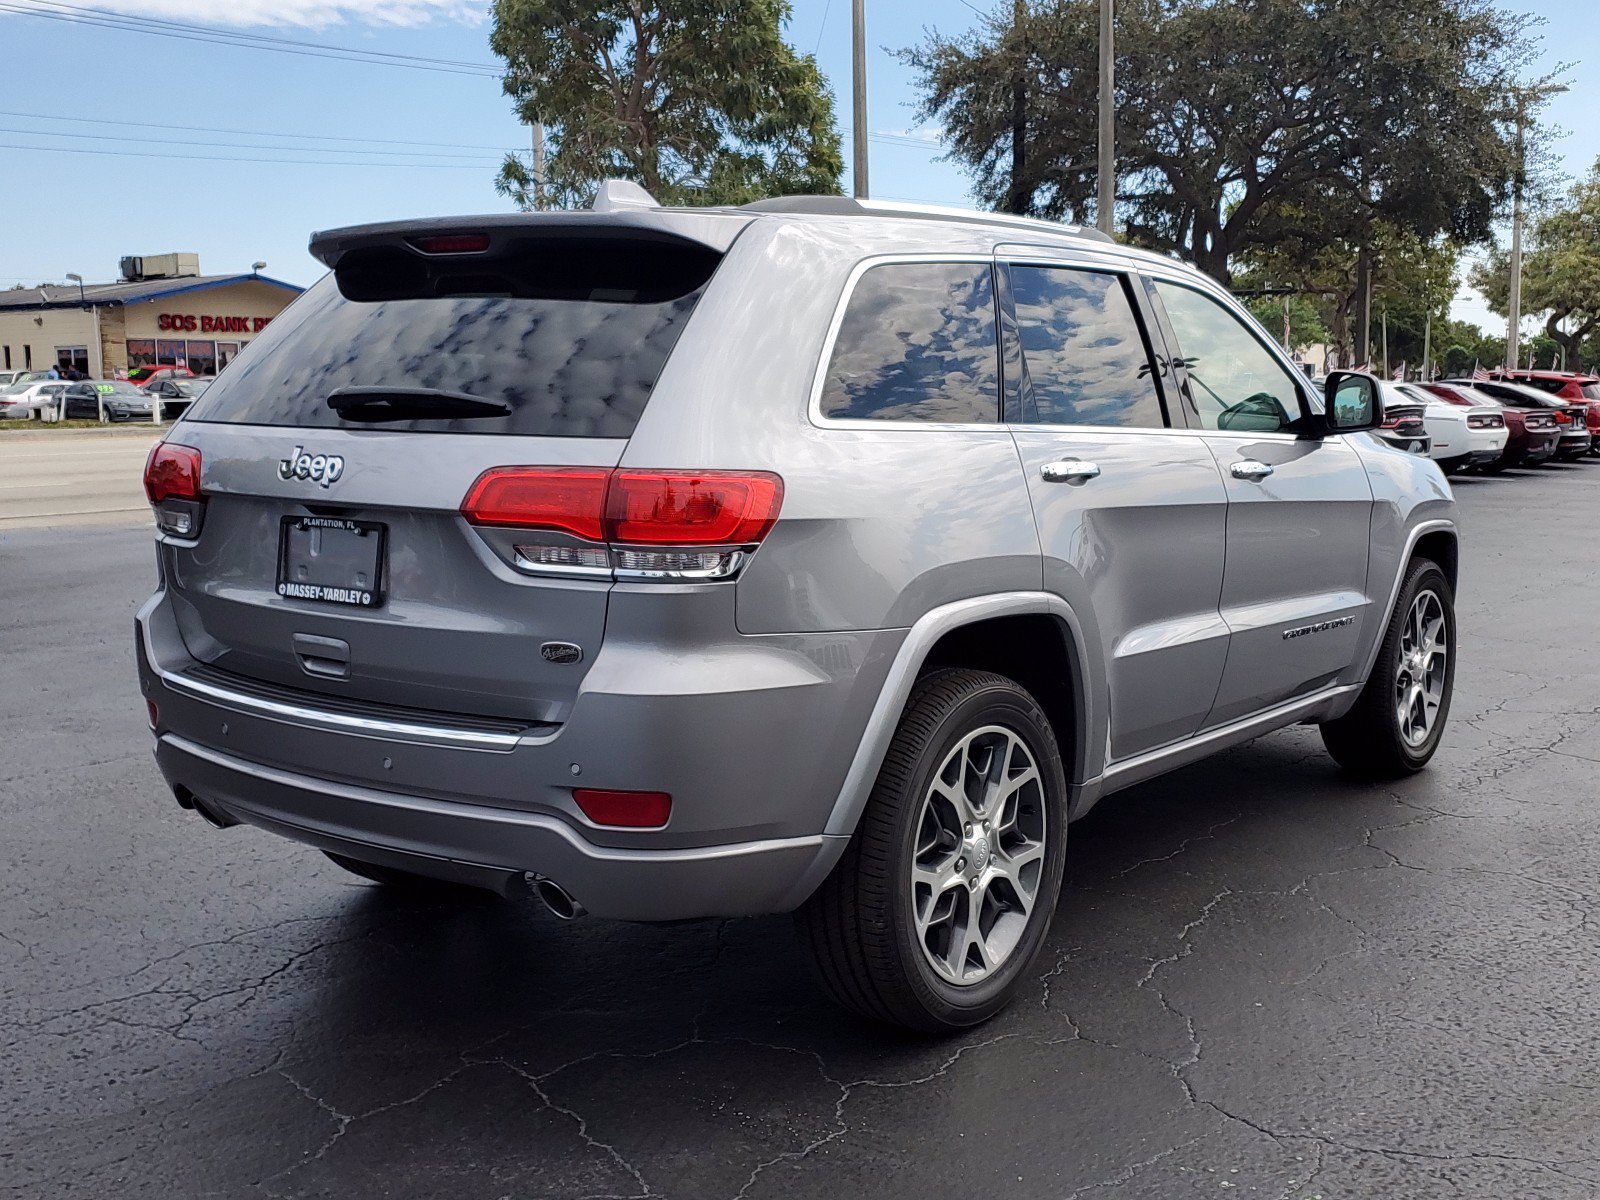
[185,236,720,437]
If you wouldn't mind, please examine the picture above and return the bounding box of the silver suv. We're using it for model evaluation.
[136,189,1458,1031]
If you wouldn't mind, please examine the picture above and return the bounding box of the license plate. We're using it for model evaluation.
[277,516,386,608]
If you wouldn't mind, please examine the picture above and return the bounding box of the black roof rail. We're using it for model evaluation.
[739,195,1116,245]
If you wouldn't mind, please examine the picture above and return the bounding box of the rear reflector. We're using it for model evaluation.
[408,233,492,254]
[143,442,202,503]
[573,788,672,828]
[462,467,783,577]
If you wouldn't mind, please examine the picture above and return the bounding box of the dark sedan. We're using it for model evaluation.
[61,381,153,422]
[1421,382,1560,470]
[1457,378,1592,461]
[142,376,211,418]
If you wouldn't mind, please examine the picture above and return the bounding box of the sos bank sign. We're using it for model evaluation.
[156,313,274,334]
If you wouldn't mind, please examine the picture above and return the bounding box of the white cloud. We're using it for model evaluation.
[8,0,486,30]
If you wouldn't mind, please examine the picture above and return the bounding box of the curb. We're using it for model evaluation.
[0,425,168,440]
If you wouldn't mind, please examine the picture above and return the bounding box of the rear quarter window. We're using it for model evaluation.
[819,261,1000,423]
[184,237,720,438]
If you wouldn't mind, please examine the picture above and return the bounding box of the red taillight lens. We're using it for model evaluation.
[1556,411,1572,424]
[461,468,784,548]
[461,467,610,541]
[572,788,672,828]
[408,233,491,254]
[604,471,784,546]
[143,442,202,503]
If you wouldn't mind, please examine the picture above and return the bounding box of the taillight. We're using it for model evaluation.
[1467,414,1504,429]
[1555,410,1572,424]
[572,788,672,828]
[462,467,609,540]
[461,467,784,581]
[143,442,205,537]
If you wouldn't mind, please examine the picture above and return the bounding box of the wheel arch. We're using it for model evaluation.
[1412,528,1459,592]
[820,593,1102,842]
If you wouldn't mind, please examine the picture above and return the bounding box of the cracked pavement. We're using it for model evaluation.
[4,464,1600,1198]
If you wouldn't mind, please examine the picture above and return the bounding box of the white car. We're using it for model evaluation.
[0,379,69,419]
[1389,382,1507,474]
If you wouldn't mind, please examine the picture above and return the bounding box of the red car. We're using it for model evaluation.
[1421,382,1559,470]
[1490,369,1600,455]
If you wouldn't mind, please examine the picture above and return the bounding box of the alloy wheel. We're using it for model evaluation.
[909,725,1048,985]
[1395,589,1448,748]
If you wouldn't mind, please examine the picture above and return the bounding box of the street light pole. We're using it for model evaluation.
[852,0,869,199]
[1097,0,1114,234]
[1507,82,1568,371]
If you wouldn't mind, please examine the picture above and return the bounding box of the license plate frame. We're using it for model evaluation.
[276,515,387,609]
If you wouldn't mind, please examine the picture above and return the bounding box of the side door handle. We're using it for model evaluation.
[1040,460,1101,483]
[1230,460,1274,481]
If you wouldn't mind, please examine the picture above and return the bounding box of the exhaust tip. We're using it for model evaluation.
[534,877,587,921]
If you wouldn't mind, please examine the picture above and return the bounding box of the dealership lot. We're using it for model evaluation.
[3,461,1600,1198]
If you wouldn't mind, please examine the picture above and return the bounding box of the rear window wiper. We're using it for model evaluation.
[326,386,512,422]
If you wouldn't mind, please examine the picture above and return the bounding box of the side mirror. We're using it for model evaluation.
[1323,371,1383,433]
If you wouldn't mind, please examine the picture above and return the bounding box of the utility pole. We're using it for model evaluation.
[1508,82,1568,370]
[1006,0,1027,214]
[532,121,546,210]
[1096,0,1114,234]
[1357,247,1372,368]
[852,0,869,199]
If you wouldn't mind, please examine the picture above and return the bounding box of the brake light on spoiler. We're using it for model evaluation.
[462,467,784,581]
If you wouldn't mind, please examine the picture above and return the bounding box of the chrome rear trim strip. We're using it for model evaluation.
[159,669,531,752]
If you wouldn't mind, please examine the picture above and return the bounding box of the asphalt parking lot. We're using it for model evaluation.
[4,456,1600,1199]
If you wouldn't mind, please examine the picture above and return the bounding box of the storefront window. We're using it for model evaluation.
[185,340,217,376]
[156,339,185,368]
[55,346,89,375]
[126,340,156,370]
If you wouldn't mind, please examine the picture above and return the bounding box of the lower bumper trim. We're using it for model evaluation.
[157,734,843,920]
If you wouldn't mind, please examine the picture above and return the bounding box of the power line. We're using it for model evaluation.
[0,141,495,168]
[0,1,504,76]
[0,108,520,152]
[0,124,505,160]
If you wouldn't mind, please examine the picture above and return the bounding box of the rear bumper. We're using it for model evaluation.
[153,733,841,918]
[137,587,898,918]
[1556,433,1593,457]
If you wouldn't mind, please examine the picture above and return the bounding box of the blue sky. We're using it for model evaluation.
[0,0,1592,331]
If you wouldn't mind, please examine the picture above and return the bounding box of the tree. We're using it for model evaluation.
[490,0,843,209]
[906,0,1535,284]
[1471,159,1600,369]
[1236,223,1461,368]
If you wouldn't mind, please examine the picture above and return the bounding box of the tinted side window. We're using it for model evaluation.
[820,262,999,423]
[1006,265,1164,427]
[1154,282,1304,433]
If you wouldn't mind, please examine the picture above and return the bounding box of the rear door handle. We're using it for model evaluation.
[1040,460,1101,483]
[1230,460,1274,481]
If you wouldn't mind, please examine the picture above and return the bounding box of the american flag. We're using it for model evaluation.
[1392,363,1407,381]
[1352,362,1370,373]
[1471,366,1492,381]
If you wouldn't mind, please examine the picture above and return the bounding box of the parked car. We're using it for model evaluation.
[143,376,211,418]
[62,380,154,421]
[1419,382,1559,470]
[127,365,195,389]
[1456,378,1592,460]
[0,370,51,389]
[1373,392,1431,456]
[136,189,1460,1031]
[1388,383,1506,474]
[0,379,70,420]
[1491,369,1600,454]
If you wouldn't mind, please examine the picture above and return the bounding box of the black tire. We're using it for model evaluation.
[323,850,488,895]
[1321,558,1455,778]
[1478,460,1508,474]
[795,668,1069,1032]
